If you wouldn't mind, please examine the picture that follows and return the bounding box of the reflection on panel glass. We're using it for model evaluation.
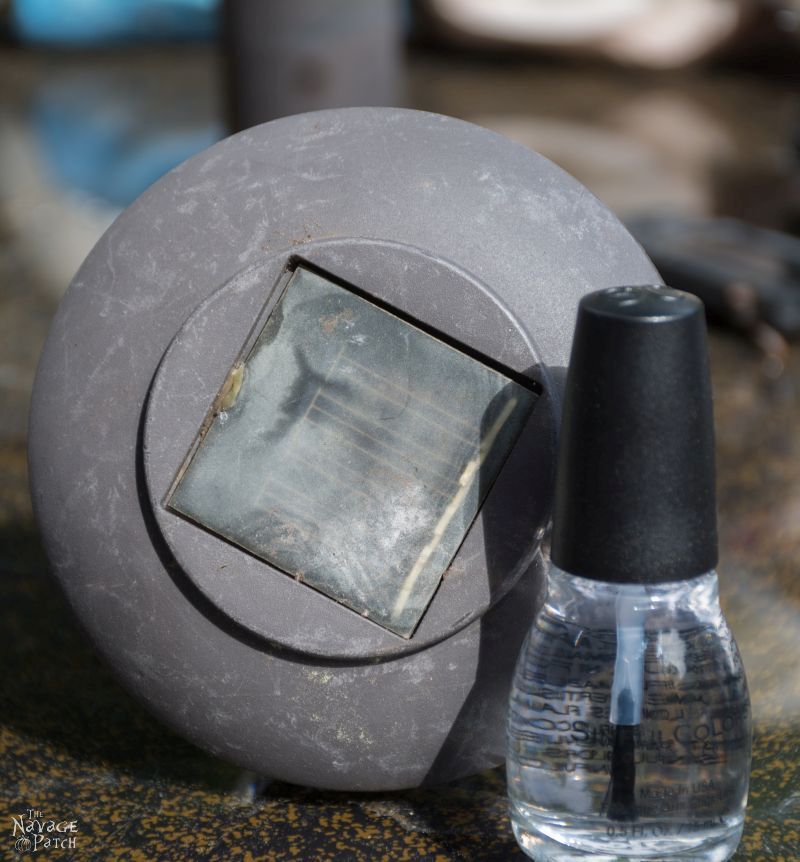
[169,266,537,636]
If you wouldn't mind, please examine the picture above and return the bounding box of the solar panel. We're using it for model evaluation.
[169,266,537,636]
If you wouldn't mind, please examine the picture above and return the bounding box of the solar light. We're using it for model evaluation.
[28,108,659,790]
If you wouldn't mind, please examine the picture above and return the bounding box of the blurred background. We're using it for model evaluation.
[1,2,799,859]
[2,0,800,443]
[0,0,800,436]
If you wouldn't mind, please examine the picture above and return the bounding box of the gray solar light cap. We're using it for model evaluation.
[28,108,660,790]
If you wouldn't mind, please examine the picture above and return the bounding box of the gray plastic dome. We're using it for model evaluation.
[28,108,659,790]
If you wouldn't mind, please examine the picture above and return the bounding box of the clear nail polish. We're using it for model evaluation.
[507,285,752,861]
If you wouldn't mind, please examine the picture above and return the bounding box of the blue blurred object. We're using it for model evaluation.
[31,74,223,207]
[11,0,220,45]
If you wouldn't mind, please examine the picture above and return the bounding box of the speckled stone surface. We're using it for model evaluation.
[2,305,799,860]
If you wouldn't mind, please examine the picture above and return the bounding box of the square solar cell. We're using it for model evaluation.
[169,266,537,636]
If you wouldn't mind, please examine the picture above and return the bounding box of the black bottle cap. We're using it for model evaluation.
[551,285,718,584]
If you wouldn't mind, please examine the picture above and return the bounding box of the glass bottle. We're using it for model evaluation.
[508,566,751,860]
[508,286,751,861]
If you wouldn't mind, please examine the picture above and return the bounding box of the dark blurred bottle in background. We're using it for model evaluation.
[223,0,403,132]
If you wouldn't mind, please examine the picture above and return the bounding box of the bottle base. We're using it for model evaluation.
[510,807,744,862]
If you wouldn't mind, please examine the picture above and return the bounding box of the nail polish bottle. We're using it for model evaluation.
[507,285,751,861]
